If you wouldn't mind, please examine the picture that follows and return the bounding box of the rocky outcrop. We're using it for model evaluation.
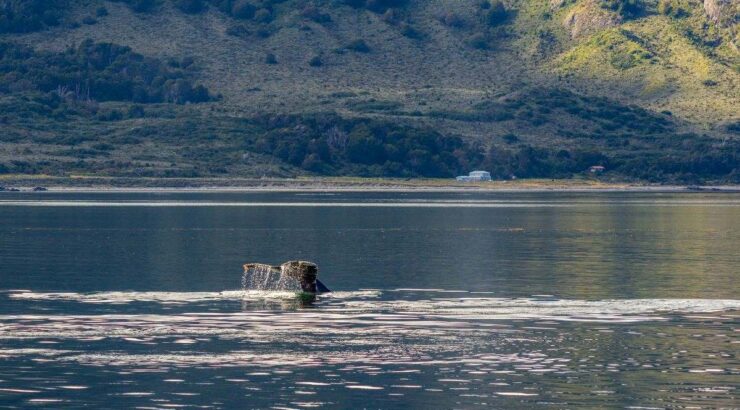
[704,0,737,26]
[564,0,622,38]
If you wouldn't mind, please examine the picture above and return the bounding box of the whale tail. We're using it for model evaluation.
[243,261,331,294]
[316,279,331,294]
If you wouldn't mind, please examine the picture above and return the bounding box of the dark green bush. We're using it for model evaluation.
[301,5,332,23]
[485,0,507,26]
[254,8,272,22]
[111,0,158,13]
[249,114,475,177]
[440,11,465,28]
[344,0,409,13]
[345,39,371,53]
[309,55,323,67]
[175,0,206,13]
[226,24,251,38]
[400,23,423,39]
[468,33,489,49]
[0,40,212,104]
[599,0,643,18]
[0,0,62,33]
[231,0,256,19]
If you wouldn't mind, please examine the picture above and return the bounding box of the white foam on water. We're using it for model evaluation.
[0,388,41,394]
[9,290,380,304]
[496,392,538,397]
[342,298,740,322]
[345,385,384,390]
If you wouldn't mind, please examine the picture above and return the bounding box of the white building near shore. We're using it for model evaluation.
[456,170,492,182]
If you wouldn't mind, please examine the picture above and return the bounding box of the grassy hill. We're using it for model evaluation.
[0,0,738,183]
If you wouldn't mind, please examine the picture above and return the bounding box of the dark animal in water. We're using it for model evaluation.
[242,261,331,294]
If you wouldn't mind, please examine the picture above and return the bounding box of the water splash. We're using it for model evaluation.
[241,264,301,292]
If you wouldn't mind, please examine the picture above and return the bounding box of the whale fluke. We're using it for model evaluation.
[242,261,330,294]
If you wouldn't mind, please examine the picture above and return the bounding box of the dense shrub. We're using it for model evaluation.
[174,0,206,13]
[345,39,371,53]
[301,5,332,23]
[726,121,740,134]
[0,0,63,33]
[485,0,507,26]
[400,23,423,39]
[439,11,465,28]
[248,114,478,177]
[254,8,272,22]
[0,40,212,104]
[468,33,490,49]
[309,55,323,67]
[657,0,689,18]
[343,0,409,13]
[599,0,643,18]
[240,110,739,182]
[111,0,159,13]
[231,0,256,18]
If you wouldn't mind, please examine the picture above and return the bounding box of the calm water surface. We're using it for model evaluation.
[0,191,738,408]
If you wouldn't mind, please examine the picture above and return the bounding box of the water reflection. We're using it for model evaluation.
[0,290,738,407]
[0,192,738,408]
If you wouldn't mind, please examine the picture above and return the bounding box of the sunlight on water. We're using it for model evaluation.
[0,289,737,407]
[8,290,380,304]
[1,191,738,408]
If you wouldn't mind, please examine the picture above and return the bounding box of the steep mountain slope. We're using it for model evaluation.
[0,0,738,182]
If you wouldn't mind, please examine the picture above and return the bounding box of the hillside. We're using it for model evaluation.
[0,0,738,183]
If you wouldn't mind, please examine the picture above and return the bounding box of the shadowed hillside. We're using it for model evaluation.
[0,0,738,182]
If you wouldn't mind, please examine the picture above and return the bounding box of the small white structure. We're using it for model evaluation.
[589,165,606,174]
[456,170,492,182]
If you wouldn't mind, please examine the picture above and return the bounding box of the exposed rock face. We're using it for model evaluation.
[564,0,622,38]
[704,0,738,27]
[550,0,567,10]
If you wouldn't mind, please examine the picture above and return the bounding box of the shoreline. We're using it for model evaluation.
[1,175,739,193]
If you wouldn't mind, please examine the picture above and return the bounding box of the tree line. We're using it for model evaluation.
[0,40,212,104]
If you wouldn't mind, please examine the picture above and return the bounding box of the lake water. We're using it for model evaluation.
[0,191,738,408]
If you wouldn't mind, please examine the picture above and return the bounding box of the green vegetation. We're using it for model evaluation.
[599,0,644,18]
[0,40,212,104]
[0,0,737,184]
[1,91,735,182]
[0,0,63,33]
[485,0,508,26]
[174,0,206,13]
[345,39,371,53]
[343,0,409,14]
[308,54,323,67]
[111,0,159,13]
[248,114,477,177]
